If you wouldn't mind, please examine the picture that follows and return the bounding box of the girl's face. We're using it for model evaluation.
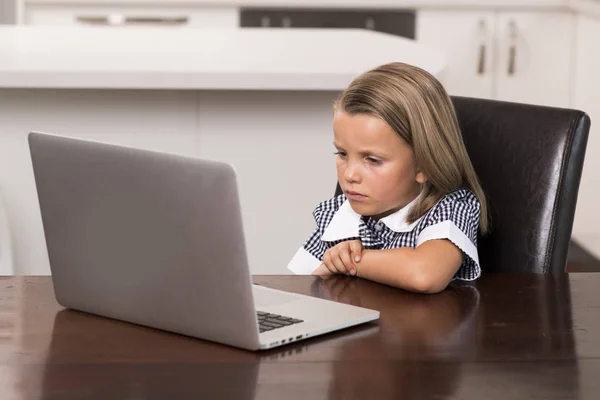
[333,111,426,219]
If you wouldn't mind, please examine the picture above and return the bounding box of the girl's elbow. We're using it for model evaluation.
[407,263,449,294]
[403,252,455,294]
[409,275,446,294]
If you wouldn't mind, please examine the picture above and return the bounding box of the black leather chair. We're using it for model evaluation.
[335,97,590,273]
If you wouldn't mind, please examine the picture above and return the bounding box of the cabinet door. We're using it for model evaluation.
[416,10,495,99]
[495,11,573,107]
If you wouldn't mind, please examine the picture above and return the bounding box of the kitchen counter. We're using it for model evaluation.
[0,26,444,90]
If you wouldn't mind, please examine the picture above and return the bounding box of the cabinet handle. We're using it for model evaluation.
[260,16,270,27]
[76,15,189,26]
[365,17,375,30]
[477,20,487,75]
[478,44,486,75]
[507,20,518,76]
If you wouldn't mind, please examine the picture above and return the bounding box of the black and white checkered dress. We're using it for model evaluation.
[287,188,481,281]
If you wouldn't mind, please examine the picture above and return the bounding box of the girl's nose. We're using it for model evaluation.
[344,163,361,183]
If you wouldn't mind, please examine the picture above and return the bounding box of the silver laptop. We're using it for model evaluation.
[28,132,379,351]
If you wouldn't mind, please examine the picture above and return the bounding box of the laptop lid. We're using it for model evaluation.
[28,132,261,350]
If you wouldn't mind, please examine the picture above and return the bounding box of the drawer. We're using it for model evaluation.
[25,5,240,28]
[240,8,416,39]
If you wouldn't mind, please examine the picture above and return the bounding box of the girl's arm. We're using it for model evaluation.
[356,240,463,294]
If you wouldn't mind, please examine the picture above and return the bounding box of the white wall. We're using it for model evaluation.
[570,14,600,251]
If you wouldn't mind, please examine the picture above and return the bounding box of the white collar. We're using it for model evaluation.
[321,194,423,242]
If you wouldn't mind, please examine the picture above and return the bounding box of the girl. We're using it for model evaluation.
[287,62,489,294]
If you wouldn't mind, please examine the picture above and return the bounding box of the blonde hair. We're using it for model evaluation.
[335,62,489,233]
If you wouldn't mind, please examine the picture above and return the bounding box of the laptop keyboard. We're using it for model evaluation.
[257,311,303,333]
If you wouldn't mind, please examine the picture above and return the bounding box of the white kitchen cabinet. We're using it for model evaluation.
[417,10,574,108]
[495,11,573,107]
[24,5,239,28]
[417,10,495,99]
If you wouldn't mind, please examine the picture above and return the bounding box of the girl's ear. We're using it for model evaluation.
[416,170,428,184]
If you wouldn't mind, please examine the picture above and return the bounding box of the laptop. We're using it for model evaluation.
[28,132,379,351]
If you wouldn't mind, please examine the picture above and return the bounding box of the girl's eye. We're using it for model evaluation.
[366,157,382,165]
[334,151,347,158]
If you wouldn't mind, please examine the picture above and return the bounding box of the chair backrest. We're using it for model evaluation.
[453,97,589,273]
[335,96,590,273]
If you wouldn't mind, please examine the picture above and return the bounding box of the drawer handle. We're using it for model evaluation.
[76,15,189,26]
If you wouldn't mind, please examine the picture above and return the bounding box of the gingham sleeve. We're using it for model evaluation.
[287,195,346,274]
[416,189,481,280]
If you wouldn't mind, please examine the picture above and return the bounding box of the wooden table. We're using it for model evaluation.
[0,274,599,399]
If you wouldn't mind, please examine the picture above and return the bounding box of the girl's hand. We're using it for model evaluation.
[312,263,334,277]
[322,240,363,276]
